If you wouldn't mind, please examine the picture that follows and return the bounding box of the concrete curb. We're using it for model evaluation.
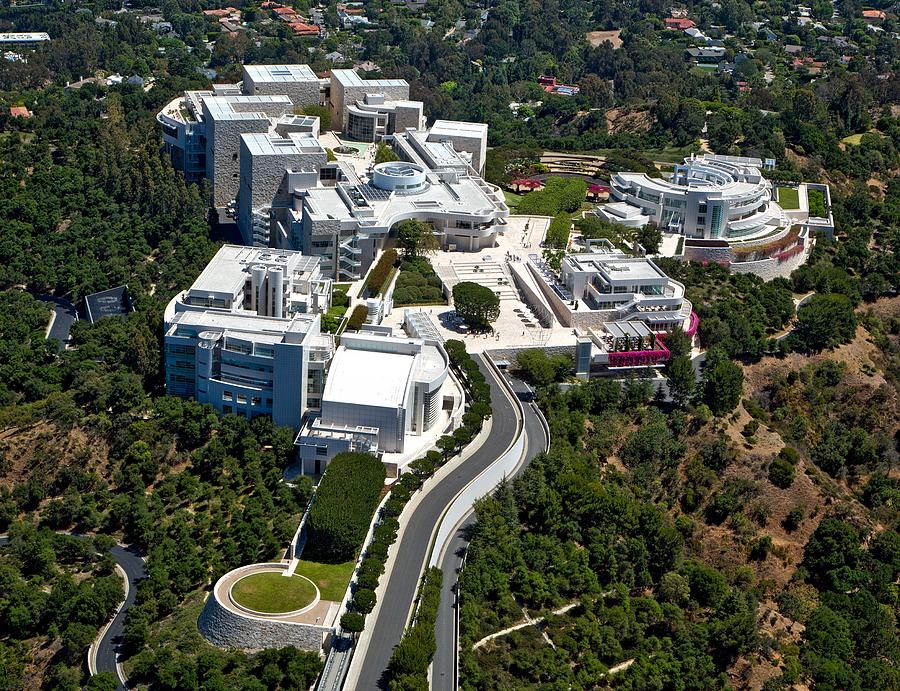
[88,562,129,678]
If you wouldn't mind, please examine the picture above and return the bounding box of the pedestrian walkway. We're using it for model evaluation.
[471,601,578,650]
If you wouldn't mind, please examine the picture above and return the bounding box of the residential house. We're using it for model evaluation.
[665,17,696,30]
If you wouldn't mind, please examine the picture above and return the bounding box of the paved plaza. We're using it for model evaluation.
[382,215,580,353]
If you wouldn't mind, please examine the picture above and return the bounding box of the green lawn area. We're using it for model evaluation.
[504,190,524,210]
[777,186,800,209]
[231,572,318,613]
[841,133,865,145]
[293,559,355,601]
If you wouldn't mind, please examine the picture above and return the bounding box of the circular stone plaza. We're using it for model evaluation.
[199,563,340,651]
[230,570,319,616]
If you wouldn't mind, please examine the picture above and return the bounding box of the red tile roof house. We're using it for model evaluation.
[665,17,696,30]
[862,9,886,20]
[289,22,320,35]
[9,105,31,118]
[792,57,826,74]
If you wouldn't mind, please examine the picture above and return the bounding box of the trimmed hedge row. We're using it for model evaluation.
[340,341,492,634]
[304,453,386,563]
[345,304,368,332]
[545,213,572,249]
[516,177,586,216]
[385,567,443,688]
[364,248,398,296]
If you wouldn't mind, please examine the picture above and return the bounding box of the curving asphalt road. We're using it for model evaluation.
[31,293,78,347]
[350,355,522,689]
[0,534,146,690]
[93,544,147,689]
[432,371,550,691]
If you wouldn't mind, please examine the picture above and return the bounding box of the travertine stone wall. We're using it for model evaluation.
[198,591,328,651]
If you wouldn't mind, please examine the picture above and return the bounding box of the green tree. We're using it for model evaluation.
[700,351,744,416]
[302,104,332,130]
[636,224,663,254]
[452,282,500,331]
[374,143,399,164]
[516,349,571,386]
[665,355,695,407]
[793,294,857,351]
[395,220,438,259]
[341,611,365,636]
[84,672,118,691]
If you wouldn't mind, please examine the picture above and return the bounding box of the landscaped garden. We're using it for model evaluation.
[392,257,445,306]
[777,186,800,209]
[231,572,318,613]
[321,283,350,333]
[807,188,826,217]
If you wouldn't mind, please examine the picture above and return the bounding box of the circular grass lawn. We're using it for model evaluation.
[231,572,318,614]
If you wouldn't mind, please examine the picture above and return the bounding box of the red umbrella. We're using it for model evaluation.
[510,179,543,191]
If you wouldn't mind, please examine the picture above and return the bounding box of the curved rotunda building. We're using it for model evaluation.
[600,154,786,241]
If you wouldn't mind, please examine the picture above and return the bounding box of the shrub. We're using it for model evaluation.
[749,535,773,561]
[332,287,350,309]
[769,447,799,489]
[304,453,385,562]
[393,257,444,306]
[364,249,398,296]
[783,506,804,532]
[768,456,796,488]
[517,177,587,216]
[516,349,571,386]
[544,213,572,249]
[346,305,368,332]
[807,188,826,217]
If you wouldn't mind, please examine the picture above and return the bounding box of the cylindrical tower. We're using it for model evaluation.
[252,265,267,315]
[268,266,284,318]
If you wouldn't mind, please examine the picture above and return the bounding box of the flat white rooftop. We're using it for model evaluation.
[331,68,407,88]
[242,132,325,156]
[243,64,318,82]
[430,120,488,137]
[190,245,320,295]
[0,32,51,42]
[169,309,316,342]
[324,347,414,408]
[568,255,667,282]
[203,94,292,120]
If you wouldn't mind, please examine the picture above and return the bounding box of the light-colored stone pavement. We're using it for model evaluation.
[382,215,581,353]
[217,566,340,626]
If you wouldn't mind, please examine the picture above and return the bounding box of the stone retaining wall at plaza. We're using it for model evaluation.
[489,345,577,364]
[728,243,810,280]
[682,232,812,281]
[198,563,332,652]
[198,592,329,651]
